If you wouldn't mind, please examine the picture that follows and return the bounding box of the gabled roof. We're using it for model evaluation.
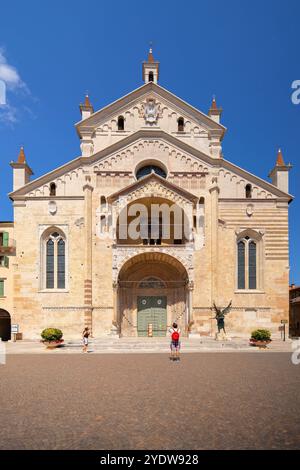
[9,129,293,202]
[76,81,226,137]
[107,171,198,204]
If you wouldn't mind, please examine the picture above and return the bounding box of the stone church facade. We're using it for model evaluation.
[0,50,293,340]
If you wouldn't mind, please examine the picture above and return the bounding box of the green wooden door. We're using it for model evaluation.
[137,296,167,337]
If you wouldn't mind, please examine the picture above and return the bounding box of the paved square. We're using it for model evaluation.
[0,353,299,449]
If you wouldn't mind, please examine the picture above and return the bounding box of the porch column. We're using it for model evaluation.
[111,281,119,335]
[188,282,194,322]
[83,178,94,332]
[209,178,220,306]
[186,281,194,336]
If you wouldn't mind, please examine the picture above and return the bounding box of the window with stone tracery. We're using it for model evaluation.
[237,231,263,290]
[42,230,66,289]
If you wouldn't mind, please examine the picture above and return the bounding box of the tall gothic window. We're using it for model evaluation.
[237,235,259,290]
[44,231,66,289]
[148,71,154,82]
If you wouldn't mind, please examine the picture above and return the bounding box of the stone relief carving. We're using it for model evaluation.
[112,245,194,284]
[139,98,162,124]
[48,201,57,215]
[246,204,254,217]
[114,180,194,210]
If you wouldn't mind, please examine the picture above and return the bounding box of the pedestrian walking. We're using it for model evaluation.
[169,322,181,361]
[82,327,90,353]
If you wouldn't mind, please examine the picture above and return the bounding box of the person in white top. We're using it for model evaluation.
[169,322,181,361]
[82,327,90,353]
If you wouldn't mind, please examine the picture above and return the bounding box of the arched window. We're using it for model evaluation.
[237,234,259,290]
[117,116,124,131]
[178,117,184,132]
[148,71,154,82]
[136,164,167,180]
[44,231,66,289]
[50,183,56,196]
[245,184,252,199]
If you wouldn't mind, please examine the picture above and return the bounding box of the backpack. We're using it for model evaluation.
[172,330,180,341]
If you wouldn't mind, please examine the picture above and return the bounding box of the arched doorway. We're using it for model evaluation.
[0,309,11,341]
[117,252,189,336]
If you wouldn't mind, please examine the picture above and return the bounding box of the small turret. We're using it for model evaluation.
[208,96,222,124]
[10,146,33,191]
[79,94,94,120]
[269,148,292,194]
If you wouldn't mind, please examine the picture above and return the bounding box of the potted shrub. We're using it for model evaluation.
[249,329,271,349]
[41,328,64,349]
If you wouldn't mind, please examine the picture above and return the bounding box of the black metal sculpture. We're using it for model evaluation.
[212,301,232,334]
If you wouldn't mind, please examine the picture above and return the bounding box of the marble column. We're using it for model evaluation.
[111,281,119,335]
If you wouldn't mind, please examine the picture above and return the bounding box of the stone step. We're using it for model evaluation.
[64,337,250,351]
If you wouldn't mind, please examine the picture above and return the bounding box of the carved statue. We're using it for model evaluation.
[212,300,232,334]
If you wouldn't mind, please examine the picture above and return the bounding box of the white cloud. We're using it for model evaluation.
[0,49,25,90]
[0,48,30,125]
[0,102,17,124]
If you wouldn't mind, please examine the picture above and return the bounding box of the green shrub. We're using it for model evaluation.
[41,328,63,342]
[251,329,271,342]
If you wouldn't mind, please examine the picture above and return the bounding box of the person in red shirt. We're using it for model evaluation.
[169,322,181,361]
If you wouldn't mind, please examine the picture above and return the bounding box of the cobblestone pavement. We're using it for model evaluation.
[0,353,299,450]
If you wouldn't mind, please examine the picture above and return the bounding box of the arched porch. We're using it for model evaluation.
[116,252,191,337]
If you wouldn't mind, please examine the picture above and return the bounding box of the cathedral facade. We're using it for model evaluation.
[0,50,293,340]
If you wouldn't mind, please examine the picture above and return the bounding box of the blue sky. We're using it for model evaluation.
[0,0,299,282]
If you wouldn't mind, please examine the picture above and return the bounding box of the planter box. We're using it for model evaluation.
[249,339,271,348]
[42,340,64,349]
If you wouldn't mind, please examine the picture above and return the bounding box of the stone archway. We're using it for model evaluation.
[117,252,189,337]
[0,309,11,341]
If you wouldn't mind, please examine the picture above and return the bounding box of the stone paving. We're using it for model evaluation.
[0,353,299,449]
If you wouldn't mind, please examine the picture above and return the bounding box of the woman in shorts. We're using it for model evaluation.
[169,322,181,361]
[82,327,90,353]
